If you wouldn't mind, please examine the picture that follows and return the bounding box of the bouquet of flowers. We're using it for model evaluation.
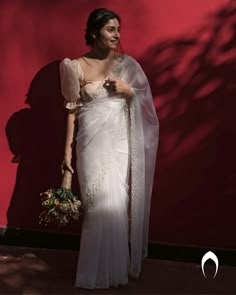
[39,170,82,226]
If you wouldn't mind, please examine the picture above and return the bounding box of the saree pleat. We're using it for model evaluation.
[75,99,130,288]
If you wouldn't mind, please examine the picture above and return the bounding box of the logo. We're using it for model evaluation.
[201,251,219,279]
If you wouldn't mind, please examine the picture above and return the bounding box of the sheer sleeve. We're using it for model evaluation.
[59,58,83,109]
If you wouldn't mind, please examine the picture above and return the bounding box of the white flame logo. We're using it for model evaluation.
[201,251,219,279]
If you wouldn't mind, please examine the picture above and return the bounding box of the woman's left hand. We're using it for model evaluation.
[104,78,133,99]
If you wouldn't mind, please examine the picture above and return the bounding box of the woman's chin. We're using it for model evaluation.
[110,44,118,49]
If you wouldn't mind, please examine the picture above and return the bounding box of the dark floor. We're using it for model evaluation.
[0,245,236,295]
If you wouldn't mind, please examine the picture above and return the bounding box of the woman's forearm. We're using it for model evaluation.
[124,85,134,99]
[64,110,76,159]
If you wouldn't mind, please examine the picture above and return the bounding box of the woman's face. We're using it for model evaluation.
[95,18,120,50]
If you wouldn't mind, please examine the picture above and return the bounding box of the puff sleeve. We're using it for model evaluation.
[59,58,83,109]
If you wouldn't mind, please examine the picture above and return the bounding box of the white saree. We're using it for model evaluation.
[60,54,159,289]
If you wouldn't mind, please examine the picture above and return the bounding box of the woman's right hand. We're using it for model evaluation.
[61,156,74,175]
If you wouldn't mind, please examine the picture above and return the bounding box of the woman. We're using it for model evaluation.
[60,8,159,289]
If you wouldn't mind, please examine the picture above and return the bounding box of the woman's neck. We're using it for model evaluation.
[88,47,115,60]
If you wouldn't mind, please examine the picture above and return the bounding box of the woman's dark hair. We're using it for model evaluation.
[85,8,121,46]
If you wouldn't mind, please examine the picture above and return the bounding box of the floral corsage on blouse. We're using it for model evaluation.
[39,170,81,226]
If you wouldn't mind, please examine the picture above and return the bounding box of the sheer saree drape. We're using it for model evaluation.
[60,55,159,287]
[124,58,159,276]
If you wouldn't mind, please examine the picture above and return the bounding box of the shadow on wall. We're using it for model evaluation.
[5,61,80,233]
[3,0,236,249]
[142,0,236,246]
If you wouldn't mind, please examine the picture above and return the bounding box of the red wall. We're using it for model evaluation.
[1,0,236,249]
